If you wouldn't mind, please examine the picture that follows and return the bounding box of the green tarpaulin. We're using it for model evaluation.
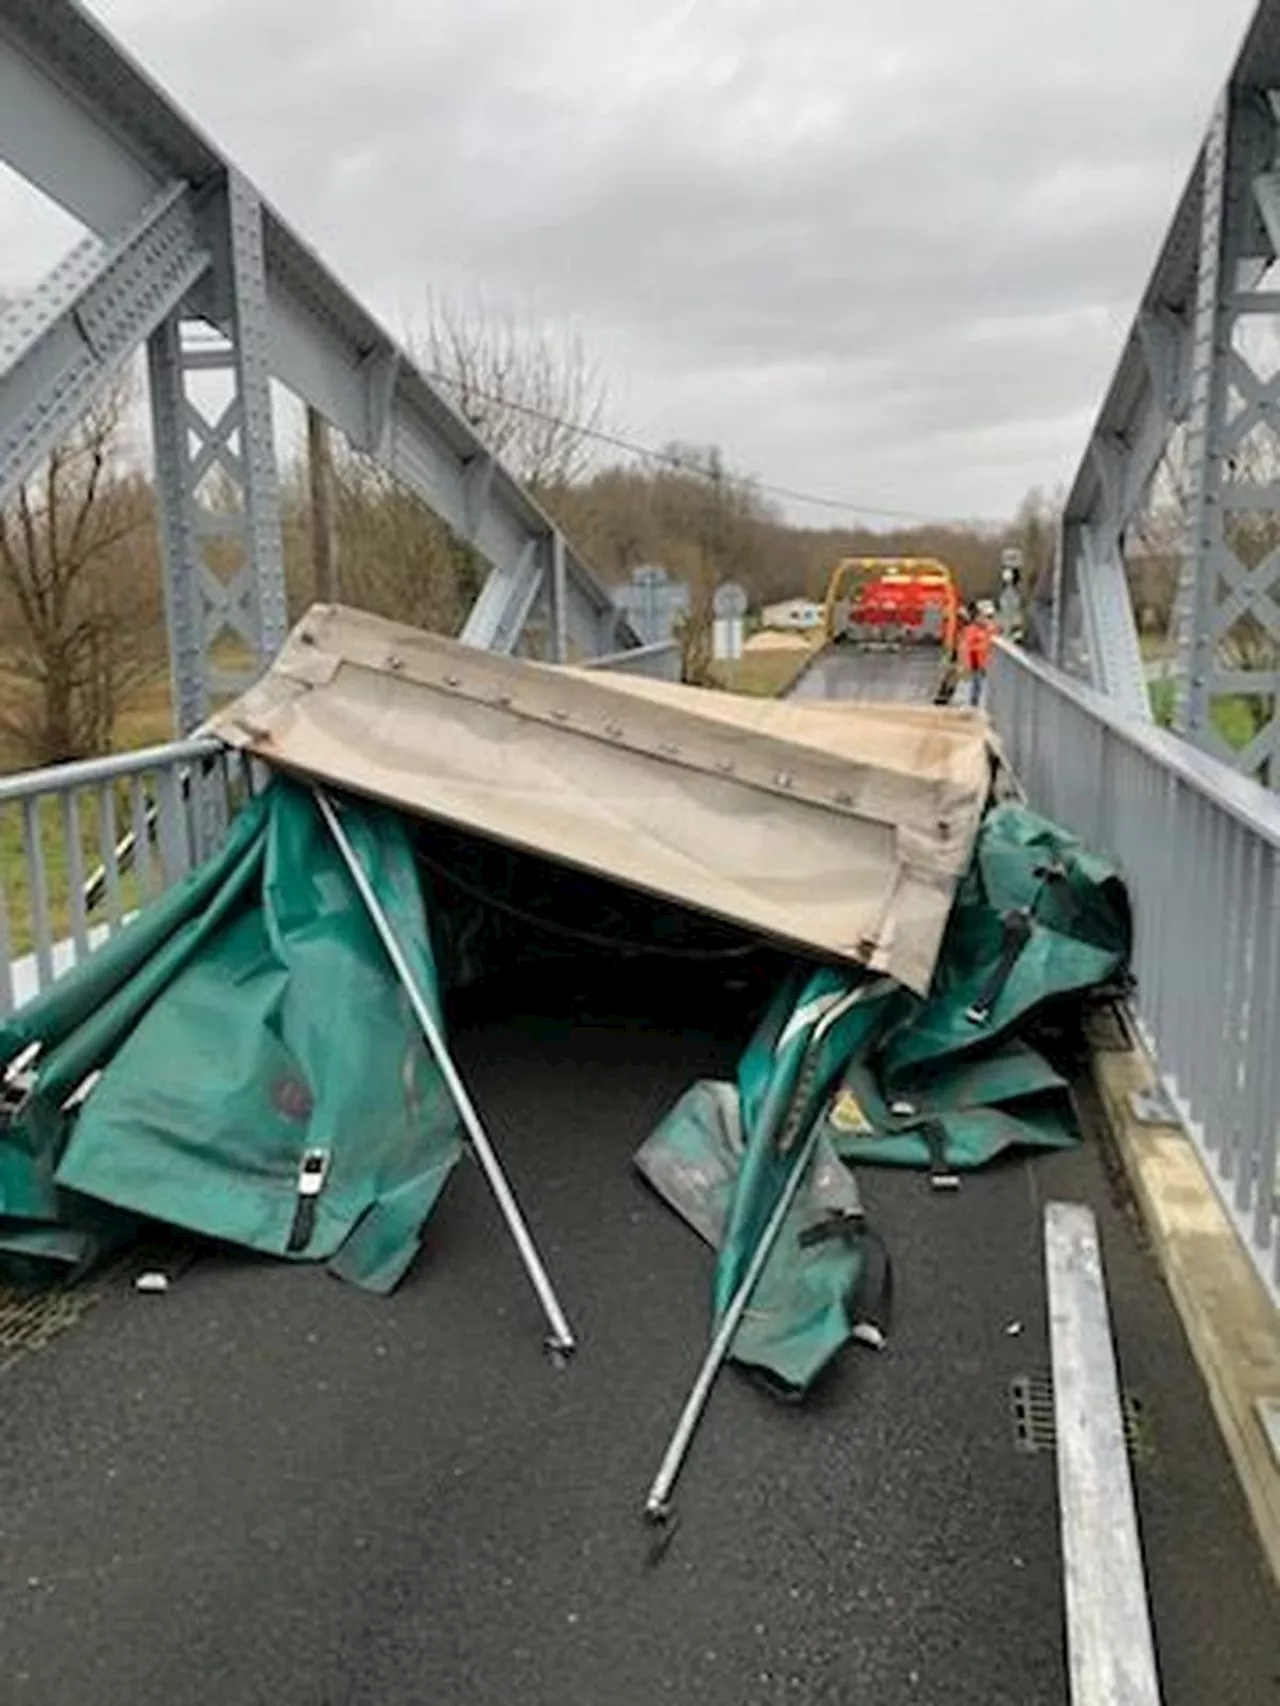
[637,968,904,1392]
[638,803,1131,1395]
[0,782,461,1292]
[820,1042,1078,1173]
[1,770,1130,1392]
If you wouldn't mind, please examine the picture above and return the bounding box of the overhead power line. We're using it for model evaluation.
[426,371,992,529]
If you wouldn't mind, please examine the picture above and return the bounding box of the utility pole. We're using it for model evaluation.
[306,405,339,603]
[707,446,725,580]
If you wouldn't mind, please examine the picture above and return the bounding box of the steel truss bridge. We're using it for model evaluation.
[0,5,1278,1701]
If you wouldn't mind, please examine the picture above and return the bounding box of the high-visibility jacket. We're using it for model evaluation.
[960,621,993,672]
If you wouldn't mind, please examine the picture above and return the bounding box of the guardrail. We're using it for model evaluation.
[582,639,683,680]
[0,738,253,1016]
[988,641,1280,1307]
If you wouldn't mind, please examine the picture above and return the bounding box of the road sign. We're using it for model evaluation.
[713,580,749,619]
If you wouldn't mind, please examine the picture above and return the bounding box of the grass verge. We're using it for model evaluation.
[1148,677,1257,752]
[709,639,822,699]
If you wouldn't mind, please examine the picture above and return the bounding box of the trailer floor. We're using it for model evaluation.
[787,645,946,703]
[0,1008,1275,1706]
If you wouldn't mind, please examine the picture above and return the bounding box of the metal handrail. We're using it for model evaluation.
[0,738,222,804]
[0,736,245,1016]
[990,640,1280,850]
[988,641,1280,1306]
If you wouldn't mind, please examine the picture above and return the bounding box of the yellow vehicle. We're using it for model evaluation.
[823,557,960,651]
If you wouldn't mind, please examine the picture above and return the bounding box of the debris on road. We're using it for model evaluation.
[0,605,1132,1525]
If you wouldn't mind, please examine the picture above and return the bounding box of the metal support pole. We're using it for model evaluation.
[644,1113,823,1526]
[313,787,576,1359]
[644,979,886,1529]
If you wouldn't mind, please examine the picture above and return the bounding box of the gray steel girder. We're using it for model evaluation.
[0,180,209,507]
[0,0,637,683]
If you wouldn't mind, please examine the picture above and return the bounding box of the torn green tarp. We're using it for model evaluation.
[721,967,907,1315]
[812,803,1128,1183]
[638,802,1131,1394]
[820,1040,1078,1173]
[879,803,1131,1085]
[0,782,462,1292]
[636,968,904,1394]
[636,1081,877,1394]
[0,802,270,1278]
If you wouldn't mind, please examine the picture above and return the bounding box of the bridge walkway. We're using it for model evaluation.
[0,657,1275,1706]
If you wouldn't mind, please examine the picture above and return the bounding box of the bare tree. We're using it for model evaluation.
[281,294,610,637]
[1009,486,1059,595]
[0,374,166,764]
[652,444,773,683]
[328,451,485,636]
[306,404,339,603]
[410,291,606,491]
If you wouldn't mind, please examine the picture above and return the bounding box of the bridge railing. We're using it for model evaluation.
[988,641,1280,1307]
[0,738,251,1017]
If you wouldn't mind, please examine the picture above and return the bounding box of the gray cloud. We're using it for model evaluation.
[7,0,1265,519]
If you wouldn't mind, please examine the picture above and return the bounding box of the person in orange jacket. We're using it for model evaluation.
[959,607,994,705]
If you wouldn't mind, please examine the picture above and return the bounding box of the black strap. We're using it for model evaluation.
[966,908,1033,1025]
[797,1210,894,1347]
[847,1223,893,1345]
[1032,858,1083,931]
[919,1118,960,1191]
[797,1206,862,1249]
[286,1194,318,1254]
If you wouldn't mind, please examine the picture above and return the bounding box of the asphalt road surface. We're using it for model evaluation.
[1,993,1277,1706]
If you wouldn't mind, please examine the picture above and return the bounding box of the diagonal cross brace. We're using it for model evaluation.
[0,180,210,506]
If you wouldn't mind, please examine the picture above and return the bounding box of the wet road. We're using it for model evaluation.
[0,1010,1276,1706]
[0,654,1274,1704]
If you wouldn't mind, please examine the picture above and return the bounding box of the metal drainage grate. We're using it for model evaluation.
[0,1236,202,1374]
[0,1280,108,1373]
[1011,1372,1152,1463]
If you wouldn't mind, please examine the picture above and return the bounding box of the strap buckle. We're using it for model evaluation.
[286,1148,331,1253]
[296,1148,329,1197]
[1,1041,41,1121]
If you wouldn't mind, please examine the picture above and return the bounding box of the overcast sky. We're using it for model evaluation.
[0,0,1262,524]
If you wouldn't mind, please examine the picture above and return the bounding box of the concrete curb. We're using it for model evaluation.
[1089,1024,1280,1594]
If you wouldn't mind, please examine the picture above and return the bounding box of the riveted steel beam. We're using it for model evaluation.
[0,180,209,506]
[0,0,639,709]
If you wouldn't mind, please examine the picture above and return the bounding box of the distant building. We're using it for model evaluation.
[762,597,824,632]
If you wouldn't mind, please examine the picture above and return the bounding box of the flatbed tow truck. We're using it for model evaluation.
[790,557,963,704]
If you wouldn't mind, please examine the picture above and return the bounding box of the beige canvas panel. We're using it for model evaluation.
[209,606,993,994]
[568,667,992,776]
